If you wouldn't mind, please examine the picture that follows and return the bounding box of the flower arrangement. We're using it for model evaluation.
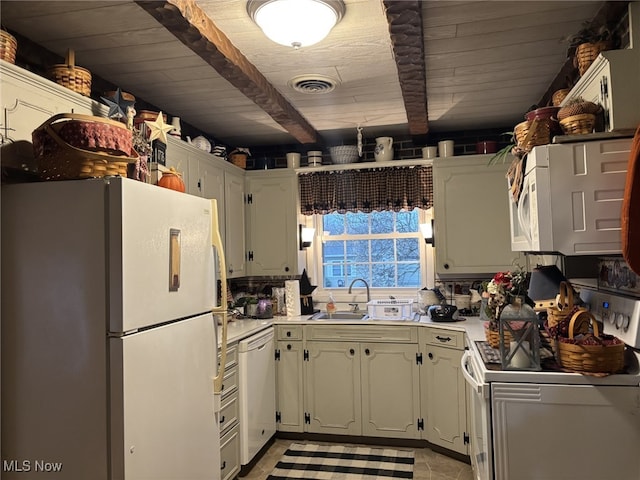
[483,267,529,322]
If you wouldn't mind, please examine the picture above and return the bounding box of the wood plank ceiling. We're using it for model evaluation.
[0,0,622,148]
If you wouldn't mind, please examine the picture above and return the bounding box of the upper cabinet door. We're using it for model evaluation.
[433,155,523,276]
[245,171,298,276]
[224,169,246,278]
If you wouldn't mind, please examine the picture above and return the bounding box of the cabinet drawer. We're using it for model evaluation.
[219,343,238,369]
[221,365,238,399]
[220,423,240,480]
[423,327,464,350]
[277,325,303,341]
[305,325,417,343]
[220,393,239,436]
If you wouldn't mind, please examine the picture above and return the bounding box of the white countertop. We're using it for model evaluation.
[218,313,487,345]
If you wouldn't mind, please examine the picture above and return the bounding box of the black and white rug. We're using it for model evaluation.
[267,442,415,479]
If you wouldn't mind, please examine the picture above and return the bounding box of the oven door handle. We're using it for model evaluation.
[461,350,489,399]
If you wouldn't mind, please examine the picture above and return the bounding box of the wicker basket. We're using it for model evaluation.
[575,41,610,76]
[552,88,570,107]
[229,152,247,169]
[32,113,137,181]
[560,113,596,135]
[557,310,625,374]
[0,30,17,64]
[485,326,513,349]
[546,281,575,327]
[514,118,551,152]
[48,49,92,97]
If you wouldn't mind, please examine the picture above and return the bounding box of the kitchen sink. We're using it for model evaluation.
[309,311,369,321]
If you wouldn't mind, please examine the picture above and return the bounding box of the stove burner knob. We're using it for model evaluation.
[615,313,626,330]
[621,314,630,332]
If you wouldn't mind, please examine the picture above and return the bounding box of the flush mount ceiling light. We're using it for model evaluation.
[247,0,345,49]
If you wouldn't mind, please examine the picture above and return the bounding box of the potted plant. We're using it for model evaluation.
[566,20,618,76]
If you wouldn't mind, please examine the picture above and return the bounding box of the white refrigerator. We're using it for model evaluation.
[1,177,229,479]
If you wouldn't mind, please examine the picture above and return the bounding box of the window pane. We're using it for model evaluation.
[397,210,418,233]
[371,263,396,287]
[397,238,419,261]
[371,239,394,261]
[323,212,344,236]
[346,239,369,262]
[348,265,370,284]
[371,210,393,234]
[398,263,420,287]
[346,212,368,235]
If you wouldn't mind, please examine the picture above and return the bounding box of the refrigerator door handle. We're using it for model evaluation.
[210,198,228,396]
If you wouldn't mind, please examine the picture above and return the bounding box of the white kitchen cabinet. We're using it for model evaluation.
[361,342,421,439]
[420,328,468,455]
[303,325,420,438]
[245,170,298,276]
[224,169,246,278]
[218,343,240,480]
[305,340,362,435]
[275,325,304,433]
[166,138,246,278]
[561,48,640,133]
[433,155,522,276]
[0,60,106,145]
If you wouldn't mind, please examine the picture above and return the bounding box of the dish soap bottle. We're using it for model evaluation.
[326,293,337,317]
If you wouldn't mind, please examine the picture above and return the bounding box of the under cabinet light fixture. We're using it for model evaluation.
[247,0,345,49]
[300,225,315,250]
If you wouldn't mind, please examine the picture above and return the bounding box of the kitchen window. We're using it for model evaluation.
[315,209,430,289]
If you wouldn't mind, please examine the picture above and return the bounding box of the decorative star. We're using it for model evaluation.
[101,88,135,120]
[144,112,173,145]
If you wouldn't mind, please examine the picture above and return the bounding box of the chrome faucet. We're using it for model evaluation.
[348,278,370,303]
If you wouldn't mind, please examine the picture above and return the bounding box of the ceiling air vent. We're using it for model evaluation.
[289,75,338,94]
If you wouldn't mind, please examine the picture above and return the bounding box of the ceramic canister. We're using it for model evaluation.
[307,150,322,166]
[438,140,454,157]
[286,152,301,168]
[422,146,437,159]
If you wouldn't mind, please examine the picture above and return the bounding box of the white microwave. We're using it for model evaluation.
[509,138,631,255]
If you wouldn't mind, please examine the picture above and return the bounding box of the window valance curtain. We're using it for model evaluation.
[298,165,433,215]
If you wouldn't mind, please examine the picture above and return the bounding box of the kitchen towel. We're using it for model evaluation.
[267,442,414,479]
[285,280,301,317]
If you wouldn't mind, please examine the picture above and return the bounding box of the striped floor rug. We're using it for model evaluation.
[267,442,414,479]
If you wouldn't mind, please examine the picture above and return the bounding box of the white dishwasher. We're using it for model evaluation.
[238,327,276,466]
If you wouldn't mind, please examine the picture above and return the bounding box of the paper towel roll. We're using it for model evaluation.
[285,280,301,317]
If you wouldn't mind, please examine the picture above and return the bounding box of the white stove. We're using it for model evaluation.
[462,286,640,480]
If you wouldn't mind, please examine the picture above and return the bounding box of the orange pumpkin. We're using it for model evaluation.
[158,167,185,192]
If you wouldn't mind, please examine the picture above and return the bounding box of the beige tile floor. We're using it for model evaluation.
[239,438,474,480]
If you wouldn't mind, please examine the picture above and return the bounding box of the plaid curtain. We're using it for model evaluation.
[298,165,433,215]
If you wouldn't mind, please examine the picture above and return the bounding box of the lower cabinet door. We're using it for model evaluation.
[305,341,361,435]
[361,343,421,439]
[422,344,468,454]
[276,339,304,432]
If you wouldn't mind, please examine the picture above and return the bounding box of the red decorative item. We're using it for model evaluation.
[158,167,185,192]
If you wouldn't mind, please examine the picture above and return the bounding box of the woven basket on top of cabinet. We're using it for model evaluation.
[0,30,18,64]
[514,119,551,153]
[48,49,92,97]
[32,113,138,181]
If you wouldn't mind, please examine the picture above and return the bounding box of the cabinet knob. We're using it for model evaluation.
[349,348,355,355]
[428,352,433,360]
[287,331,292,337]
[287,344,292,350]
[365,348,370,355]
[285,267,290,272]
[228,267,234,274]
[443,263,450,269]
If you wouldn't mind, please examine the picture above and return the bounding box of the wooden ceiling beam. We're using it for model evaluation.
[136,0,320,144]
[382,0,429,136]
